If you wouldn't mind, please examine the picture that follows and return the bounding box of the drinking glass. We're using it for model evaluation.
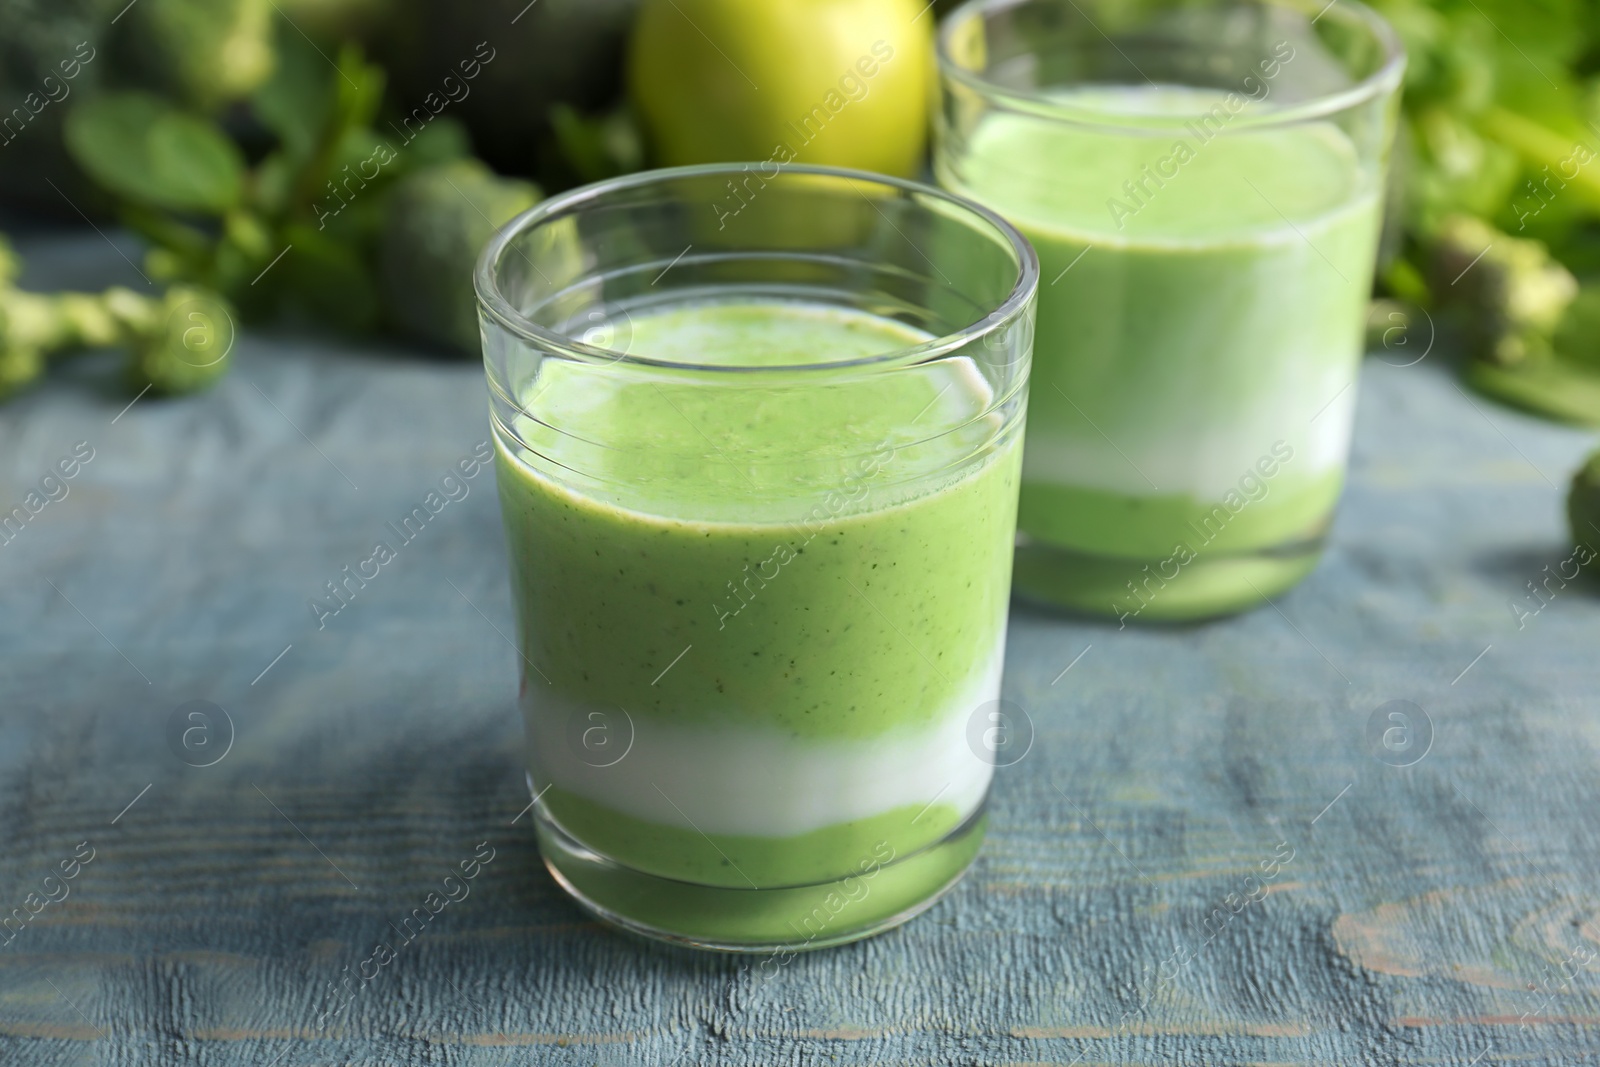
[937,0,1404,620]
[476,164,1036,950]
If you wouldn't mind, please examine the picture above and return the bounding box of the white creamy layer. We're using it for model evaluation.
[1022,377,1355,499]
[523,638,1005,839]
[967,147,1374,502]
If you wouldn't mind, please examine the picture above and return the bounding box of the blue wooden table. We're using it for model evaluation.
[3,233,1599,1065]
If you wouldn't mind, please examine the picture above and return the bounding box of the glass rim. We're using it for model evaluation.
[936,0,1406,132]
[474,162,1040,376]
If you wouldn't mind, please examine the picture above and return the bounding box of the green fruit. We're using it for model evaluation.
[628,0,933,178]
[378,161,541,355]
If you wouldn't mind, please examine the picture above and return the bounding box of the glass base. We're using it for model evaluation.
[1012,535,1324,622]
[530,782,988,953]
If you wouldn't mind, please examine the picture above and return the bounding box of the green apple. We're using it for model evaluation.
[628,0,933,179]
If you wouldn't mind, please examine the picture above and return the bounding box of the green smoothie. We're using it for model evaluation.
[494,299,1021,942]
[940,86,1381,618]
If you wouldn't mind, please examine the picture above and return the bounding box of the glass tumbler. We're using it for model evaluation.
[475,164,1036,951]
[936,0,1404,621]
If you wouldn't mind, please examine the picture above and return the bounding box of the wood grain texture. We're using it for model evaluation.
[2,235,1599,1065]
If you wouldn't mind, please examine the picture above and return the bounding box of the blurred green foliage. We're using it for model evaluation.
[110,0,276,111]
[7,0,1600,417]
[0,235,233,399]
[63,18,476,337]
[1571,445,1600,547]
[1368,0,1600,421]
[378,159,540,353]
[374,0,640,179]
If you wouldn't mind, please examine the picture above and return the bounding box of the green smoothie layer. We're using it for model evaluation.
[1020,464,1345,560]
[942,85,1380,595]
[496,299,1019,888]
[500,300,1018,739]
[545,785,965,888]
[538,806,988,949]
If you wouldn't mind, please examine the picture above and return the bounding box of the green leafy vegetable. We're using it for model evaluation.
[64,93,244,213]
[0,236,232,400]
[107,0,276,111]
[251,19,338,158]
[277,222,383,333]
[1368,0,1600,423]
[1429,213,1578,367]
[549,102,644,186]
[377,160,541,353]
[1568,446,1600,550]
[60,11,473,354]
